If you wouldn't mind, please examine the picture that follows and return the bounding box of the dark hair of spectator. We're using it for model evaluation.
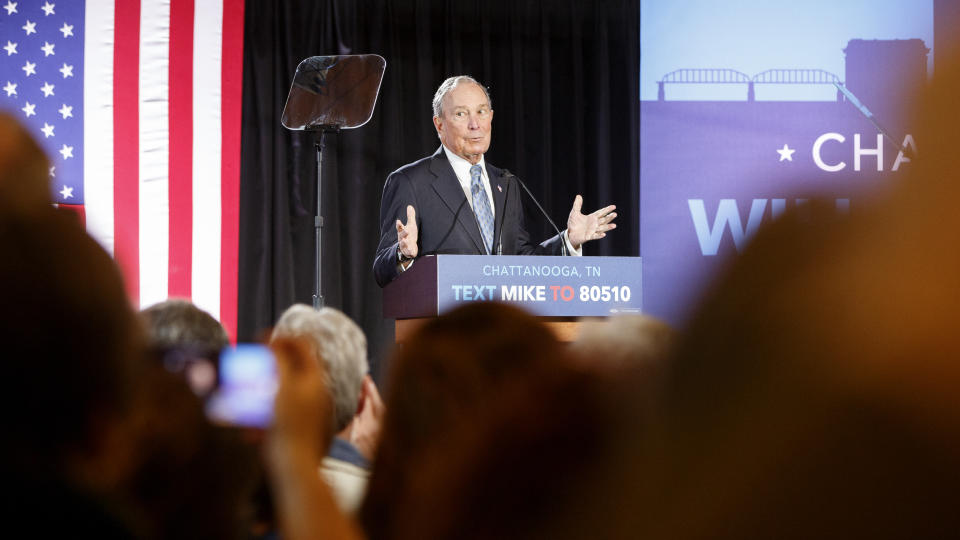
[361,302,572,539]
[0,205,144,467]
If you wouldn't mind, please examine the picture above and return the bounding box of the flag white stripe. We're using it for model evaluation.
[83,0,116,256]
[138,0,172,307]
[191,0,225,320]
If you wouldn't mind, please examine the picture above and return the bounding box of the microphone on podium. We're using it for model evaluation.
[500,170,568,257]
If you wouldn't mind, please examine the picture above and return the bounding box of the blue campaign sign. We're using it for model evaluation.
[434,255,642,316]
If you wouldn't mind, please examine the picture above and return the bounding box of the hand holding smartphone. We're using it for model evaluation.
[205,344,278,428]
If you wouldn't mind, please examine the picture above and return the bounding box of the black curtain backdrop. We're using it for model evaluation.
[238,0,640,378]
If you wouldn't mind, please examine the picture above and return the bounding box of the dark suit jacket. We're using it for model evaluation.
[374,146,564,287]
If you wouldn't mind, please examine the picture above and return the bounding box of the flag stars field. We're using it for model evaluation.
[0,0,244,338]
[1,0,85,223]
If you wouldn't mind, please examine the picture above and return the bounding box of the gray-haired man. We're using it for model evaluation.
[272,304,384,514]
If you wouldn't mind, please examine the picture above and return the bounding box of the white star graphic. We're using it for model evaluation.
[59,63,73,78]
[3,1,16,15]
[59,22,73,38]
[41,1,54,16]
[60,185,73,199]
[3,41,16,55]
[40,81,54,97]
[21,101,35,117]
[58,103,72,118]
[41,122,54,138]
[49,165,55,177]
[22,60,36,76]
[3,81,15,96]
[776,143,796,162]
[22,19,35,35]
[59,144,73,159]
[41,41,54,56]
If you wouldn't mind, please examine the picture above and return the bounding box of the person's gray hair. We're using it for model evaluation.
[271,304,368,432]
[432,75,492,118]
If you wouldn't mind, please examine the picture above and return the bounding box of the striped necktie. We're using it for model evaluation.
[470,164,494,254]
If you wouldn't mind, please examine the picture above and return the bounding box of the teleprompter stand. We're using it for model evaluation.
[281,54,386,308]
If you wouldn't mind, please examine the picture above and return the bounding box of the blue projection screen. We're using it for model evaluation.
[639,0,934,324]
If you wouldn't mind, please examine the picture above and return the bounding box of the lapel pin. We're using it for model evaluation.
[497,184,502,192]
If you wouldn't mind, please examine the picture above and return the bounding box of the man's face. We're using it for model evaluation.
[433,82,493,165]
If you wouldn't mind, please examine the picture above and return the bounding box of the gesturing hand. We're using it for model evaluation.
[566,195,617,250]
[396,205,418,259]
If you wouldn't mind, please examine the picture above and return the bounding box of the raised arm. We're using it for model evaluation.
[265,338,364,540]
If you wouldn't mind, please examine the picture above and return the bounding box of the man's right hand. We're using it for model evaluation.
[396,205,418,260]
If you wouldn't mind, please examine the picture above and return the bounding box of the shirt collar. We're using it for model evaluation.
[442,144,486,182]
[328,437,370,469]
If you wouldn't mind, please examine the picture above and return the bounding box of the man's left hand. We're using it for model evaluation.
[566,195,617,249]
[350,375,385,462]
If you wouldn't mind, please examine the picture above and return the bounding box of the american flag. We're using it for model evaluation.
[0,0,244,339]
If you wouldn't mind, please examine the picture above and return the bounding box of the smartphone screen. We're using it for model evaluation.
[205,343,277,428]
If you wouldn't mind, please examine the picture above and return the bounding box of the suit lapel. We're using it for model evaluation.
[428,147,486,254]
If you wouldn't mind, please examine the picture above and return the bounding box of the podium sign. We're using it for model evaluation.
[383,255,642,318]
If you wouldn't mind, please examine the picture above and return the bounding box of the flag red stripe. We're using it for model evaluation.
[168,0,194,298]
[113,0,141,304]
[220,0,245,341]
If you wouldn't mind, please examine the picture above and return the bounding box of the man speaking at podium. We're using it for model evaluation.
[373,75,618,287]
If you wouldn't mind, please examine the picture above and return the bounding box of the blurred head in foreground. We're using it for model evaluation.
[0,113,52,209]
[603,53,960,539]
[571,313,675,383]
[0,203,147,540]
[0,204,143,476]
[362,302,620,540]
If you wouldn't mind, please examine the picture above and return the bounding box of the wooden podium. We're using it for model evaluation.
[382,255,643,343]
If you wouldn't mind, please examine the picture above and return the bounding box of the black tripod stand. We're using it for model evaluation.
[281,54,386,308]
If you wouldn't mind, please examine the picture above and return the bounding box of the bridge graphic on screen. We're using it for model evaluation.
[657,68,844,101]
[642,39,930,324]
